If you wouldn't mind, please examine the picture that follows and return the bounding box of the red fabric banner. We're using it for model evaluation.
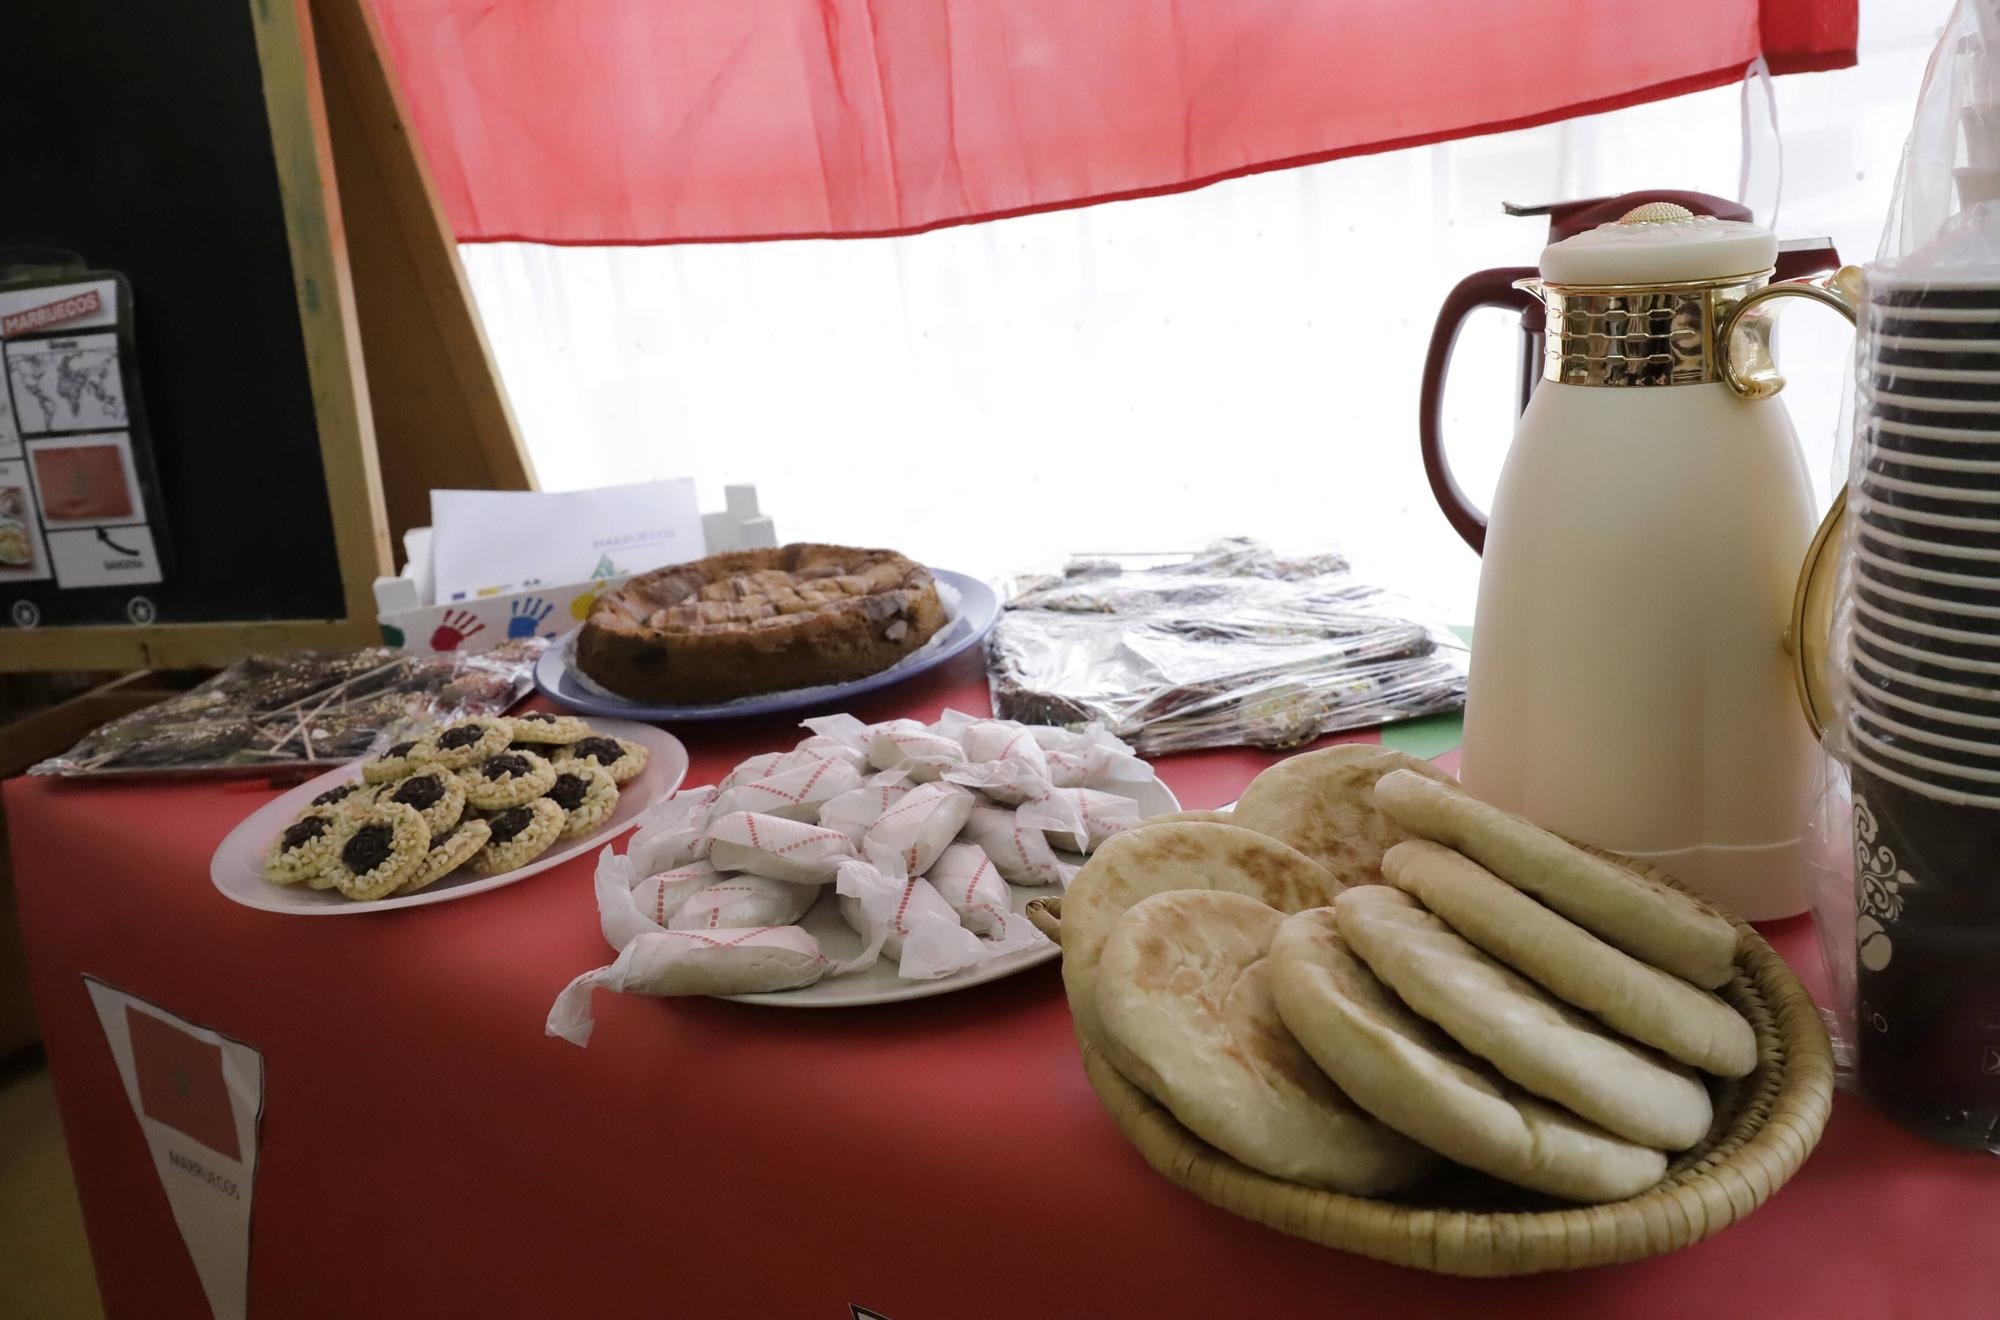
[368,0,1857,246]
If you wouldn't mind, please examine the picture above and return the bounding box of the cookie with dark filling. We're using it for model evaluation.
[399,819,492,894]
[264,809,340,884]
[545,762,619,839]
[461,748,557,811]
[319,802,429,900]
[470,798,564,874]
[383,768,466,834]
[557,735,649,785]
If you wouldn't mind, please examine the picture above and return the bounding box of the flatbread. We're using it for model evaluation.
[1373,770,1738,989]
[1095,890,1434,1195]
[1383,841,1756,1077]
[1269,908,1666,1202]
[1061,822,1341,1046]
[1146,809,1234,825]
[1335,886,1713,1150]
[1230,745,1455,886]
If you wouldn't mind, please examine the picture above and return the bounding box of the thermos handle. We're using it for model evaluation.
[1714,265,1864,742]
[1418,266,1540,553]
[1716,265,1862,400]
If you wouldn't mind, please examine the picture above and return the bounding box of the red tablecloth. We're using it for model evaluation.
[7,650,1997,1318]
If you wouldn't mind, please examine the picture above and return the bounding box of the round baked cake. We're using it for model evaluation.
[576,544,948,704]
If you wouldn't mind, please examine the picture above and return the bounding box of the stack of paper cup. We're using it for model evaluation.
[1847,267,2000,1148]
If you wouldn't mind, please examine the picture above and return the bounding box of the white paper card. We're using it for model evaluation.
[85,976,262,1320]
[430,479,700,602]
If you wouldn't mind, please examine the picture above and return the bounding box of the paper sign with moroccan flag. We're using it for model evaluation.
[86,977,263,1320]
[127,1005,241,1160]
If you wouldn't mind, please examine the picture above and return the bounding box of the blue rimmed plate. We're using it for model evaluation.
[533,568,999,723]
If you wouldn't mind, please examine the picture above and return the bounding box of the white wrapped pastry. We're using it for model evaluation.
[670,874,820,931]
[863,718,965,782]
[947,713,1053,781]
[704,811,856,883]
[1031,723,1152,790]
[792,732,871,774]
[547,926,830,1044]
[626,786,718,875]
[633,860,724,930]
[710,755,863,823]
[818,771,913,843]
[942,758,1057,807]
[716,752,788,793]
[961,803,1078,888]
[925,842,1014,938]
[1021,787,1143,853]
[836,856,984,979]
[860,781,974,877]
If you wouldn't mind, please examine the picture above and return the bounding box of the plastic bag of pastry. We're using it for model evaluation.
[626,786,719,875]
[1030,723,1154,790]
[547,926,832,1044]
[704,811,856,882]
[669,874,821,931]
[591,845,723,947]
[836,855,986,980]
[860,781,975,876]
[961,803,1078,889]
[709,755,863,823]
[1019,787,1143,854]
[817,770,914,843]
[988,538,1467,755]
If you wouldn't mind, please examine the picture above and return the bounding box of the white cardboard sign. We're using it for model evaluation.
[85,977,263,1320]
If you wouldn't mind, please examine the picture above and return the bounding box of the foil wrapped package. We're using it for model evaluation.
[987,539,1466,755]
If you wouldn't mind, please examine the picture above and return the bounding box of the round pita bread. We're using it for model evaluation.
[1095,890,1434,1194]
[1231,745,1455,886]
[1146,809,1234,825]
[1269,908,1667,1202]
[1335,886,1713,1150]
[1383,841,1756,1077]
[1061,823,1340,1046]
[1373,770,1738,989]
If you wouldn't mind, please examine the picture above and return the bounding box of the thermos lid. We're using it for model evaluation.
[1541,202,1779,285]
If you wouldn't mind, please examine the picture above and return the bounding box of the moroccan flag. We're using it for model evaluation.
[126,1006,240,1160]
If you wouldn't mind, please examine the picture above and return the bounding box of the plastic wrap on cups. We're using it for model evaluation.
[987,538,1466,755]
[1805,4,2000,1120]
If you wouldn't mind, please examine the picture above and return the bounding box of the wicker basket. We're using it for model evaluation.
[1024,854,1836,1277]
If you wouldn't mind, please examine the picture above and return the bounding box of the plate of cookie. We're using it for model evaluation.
[210,714,687,915]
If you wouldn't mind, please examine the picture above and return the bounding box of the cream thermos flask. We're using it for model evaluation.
[1419,199,1855,921]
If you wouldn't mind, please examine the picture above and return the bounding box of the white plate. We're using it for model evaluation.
[210,719,687,915]
[723,777,1180,1007]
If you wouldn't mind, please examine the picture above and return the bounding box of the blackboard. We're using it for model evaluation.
[3,0,349,630]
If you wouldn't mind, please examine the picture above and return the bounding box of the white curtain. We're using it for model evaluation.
[462,0,1947,619]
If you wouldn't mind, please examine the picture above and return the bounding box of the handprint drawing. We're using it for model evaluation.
[509,596,554,639]
[430,609,486,652]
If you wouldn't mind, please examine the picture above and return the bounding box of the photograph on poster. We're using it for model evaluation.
[0,457,51,581]
[26,431,143,529]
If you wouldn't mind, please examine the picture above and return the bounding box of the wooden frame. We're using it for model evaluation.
[2,0,532,671]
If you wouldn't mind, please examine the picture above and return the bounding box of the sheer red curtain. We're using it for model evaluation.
[368,0,1857,246]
